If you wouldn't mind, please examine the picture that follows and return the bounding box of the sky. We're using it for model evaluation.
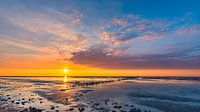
[0,0,200,76]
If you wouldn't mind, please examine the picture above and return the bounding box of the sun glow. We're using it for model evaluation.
[63,68,69,73]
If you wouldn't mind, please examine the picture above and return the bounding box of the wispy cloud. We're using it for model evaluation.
[0,7,90,61]
[176,24,200,36]
[99,15,171,55]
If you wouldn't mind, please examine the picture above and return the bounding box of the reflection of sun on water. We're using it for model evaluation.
[63,68,69,83]
[64,75,67,82]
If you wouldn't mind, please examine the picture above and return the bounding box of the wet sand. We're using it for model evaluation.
[0,77,200,112]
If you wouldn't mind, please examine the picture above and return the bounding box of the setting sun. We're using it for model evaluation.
[63,68,69,73]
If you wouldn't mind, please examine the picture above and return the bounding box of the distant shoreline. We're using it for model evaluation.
[1,76,200,81]
[0,75,200,77]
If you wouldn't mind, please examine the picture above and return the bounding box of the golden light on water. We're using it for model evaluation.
[63,68,69,82]
[64,75,67,82]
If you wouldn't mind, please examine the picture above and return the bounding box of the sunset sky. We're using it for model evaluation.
[0,0,200,76]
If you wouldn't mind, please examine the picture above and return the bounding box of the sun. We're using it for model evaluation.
[63,68,69,73]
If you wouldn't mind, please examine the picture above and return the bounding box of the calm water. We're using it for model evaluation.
[0,76,200,112]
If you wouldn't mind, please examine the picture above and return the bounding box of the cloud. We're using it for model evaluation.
[0,7,90,60]
[71,45,200,69]
[103,15,168,41]
[138,32,162,41]
[176,24,200,36]
[99,15,170,54]
[112,18,127,26]
[97,13,200,57]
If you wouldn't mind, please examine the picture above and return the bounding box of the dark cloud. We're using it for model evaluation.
[70,46,200,69]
